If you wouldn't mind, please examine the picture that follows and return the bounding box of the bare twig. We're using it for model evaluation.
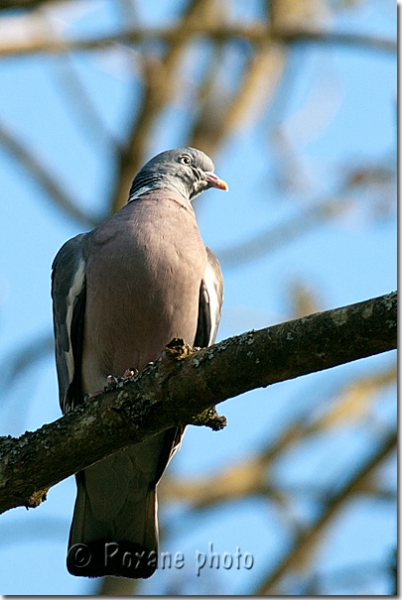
[217,195,351,268]
[255,432,396,594]
[0,121,100,228]
[51,54,122,152]
[0,333,53,391]
[190,41,288,157]
[0,25,396,58]
[110,0,214,213]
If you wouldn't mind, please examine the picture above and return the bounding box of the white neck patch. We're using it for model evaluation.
[128,184,155,202]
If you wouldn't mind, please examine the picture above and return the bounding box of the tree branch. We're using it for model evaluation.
[0,292,396,515]
[160,363,396,509]
[217,195,351,268]
[110,0,211,213]
[0,121,100,229]
[0,24,396,58]
[0,0,57,10]
[255,431,397,594]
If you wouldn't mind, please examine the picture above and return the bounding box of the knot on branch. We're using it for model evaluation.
[27,487,49,509]
[155,337,196,381]
[189,406,227,431]
[164,337,195,360]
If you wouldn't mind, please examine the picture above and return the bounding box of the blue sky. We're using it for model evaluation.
[0,0,396,594]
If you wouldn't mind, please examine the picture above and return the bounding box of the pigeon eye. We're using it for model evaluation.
[179,155,191,166]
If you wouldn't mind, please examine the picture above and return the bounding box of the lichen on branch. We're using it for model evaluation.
[0,291,396,516]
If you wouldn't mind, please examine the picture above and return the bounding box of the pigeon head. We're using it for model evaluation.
[128,147,228,202]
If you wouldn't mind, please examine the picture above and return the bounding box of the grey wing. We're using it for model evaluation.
[51,233,87,414]
[194,247,224,348]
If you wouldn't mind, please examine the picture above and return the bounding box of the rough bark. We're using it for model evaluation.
[0,291,396,515]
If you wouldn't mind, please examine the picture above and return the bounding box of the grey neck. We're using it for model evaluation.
[128,173,189,203]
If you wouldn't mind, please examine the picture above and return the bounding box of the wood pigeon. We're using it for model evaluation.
[51,148,227,579]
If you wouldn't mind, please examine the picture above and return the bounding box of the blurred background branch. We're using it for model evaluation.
[0,23,396,57]
[256,431,396,594]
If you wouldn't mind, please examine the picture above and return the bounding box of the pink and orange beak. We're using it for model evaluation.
[205,172,229,192]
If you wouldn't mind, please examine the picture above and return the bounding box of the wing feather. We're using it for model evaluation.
[51,233,87,413]
[194,247,223,348]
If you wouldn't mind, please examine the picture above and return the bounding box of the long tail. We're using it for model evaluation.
[67,440,163,578]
